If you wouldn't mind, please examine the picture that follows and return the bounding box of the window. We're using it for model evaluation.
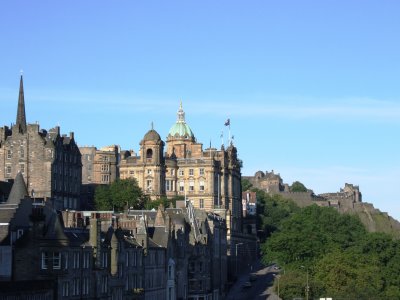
[147,169,152,175]
[20,147,24,158]
[126,252,129,267]
[199,168,205,176]
[129,170,135,175]
[179,181,184,192]
[200,199,204,209]
[101,174,109,183]
[73,252,80,269]
[102,252,108,268]
[101,164,109,172]
[179,169,184,176]
[41,252,49,269]
[6,150,11,159]
[53,252,61,269]
[166,180,171,191]
[17,229,24,239]
[199,180,205,192]
[82,277,89,295]
[189,181,194,191]
[171,169,175,176]
[64,253,68,270]
[101,276,108,293]
[6,165,11,174]
[189,169,194,176]
[147,180,152,191]
[146,149,153,159]
[72,278,80,296]
[83,252,90,269]
[62,282,69,297]
[19,163,25,174]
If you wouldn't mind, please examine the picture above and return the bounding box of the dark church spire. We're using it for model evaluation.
[16,75,27,134]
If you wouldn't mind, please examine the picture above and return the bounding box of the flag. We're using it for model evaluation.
[224,118,230,126]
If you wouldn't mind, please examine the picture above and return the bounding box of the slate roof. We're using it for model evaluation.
[7,173,28,205]
[151,226,169,248]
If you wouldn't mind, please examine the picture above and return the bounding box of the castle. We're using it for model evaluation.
[244,170,362,208]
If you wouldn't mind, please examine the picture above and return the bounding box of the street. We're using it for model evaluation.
[226,260,280,300]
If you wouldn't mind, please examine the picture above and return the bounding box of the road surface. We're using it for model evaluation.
[226,261,280,300]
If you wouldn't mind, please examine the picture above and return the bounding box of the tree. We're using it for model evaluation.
[94,184,112,210]
[263,205,366,267]
[94,178,146,211]
[314,249,383,299]
[144,195,184,210]
[290,181,307,192]
[250,188,300,242]
[241,178,253,192]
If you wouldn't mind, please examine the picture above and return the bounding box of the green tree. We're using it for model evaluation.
[263,205,366,267]
[241,178,253,192]
[250,188,299,242]
[314,249,383,299]
[144,195,184,210]
[94,178,146,211]
[94,184,112,210]
[290,181,307,192]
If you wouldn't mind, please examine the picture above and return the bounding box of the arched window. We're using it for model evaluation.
[146,149,153,159]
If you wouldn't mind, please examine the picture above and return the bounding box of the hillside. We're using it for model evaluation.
[244,171,400,238]
[343,202,400,239]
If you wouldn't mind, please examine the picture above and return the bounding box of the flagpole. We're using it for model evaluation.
[229,123,231,145]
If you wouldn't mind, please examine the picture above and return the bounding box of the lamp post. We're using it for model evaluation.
[235,242,243,277]
[273,274,281,299]
[300,266,309,300]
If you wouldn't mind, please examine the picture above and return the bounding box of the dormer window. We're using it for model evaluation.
[17,229,24,239]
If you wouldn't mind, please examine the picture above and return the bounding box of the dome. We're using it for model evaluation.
[168,103,195,140]
[168,123,194,139]
[143,129,161,142]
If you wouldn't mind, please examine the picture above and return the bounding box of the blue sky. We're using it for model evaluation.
[1,1,400,220]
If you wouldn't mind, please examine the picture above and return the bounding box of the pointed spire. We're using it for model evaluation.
[154,205,165,227]
[16,75,27,134]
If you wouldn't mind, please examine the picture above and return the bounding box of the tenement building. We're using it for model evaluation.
[0,76,81,209]
[119,103,243,245]
[80,145,119,185]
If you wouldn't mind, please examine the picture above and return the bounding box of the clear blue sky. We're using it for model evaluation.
[1,1,400,220]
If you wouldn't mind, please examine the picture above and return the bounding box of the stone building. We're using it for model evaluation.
[127,199,228,300]
[80,145,119,185]
[119,103,243,246]
[245,170,286,193]
[0,76,81,210]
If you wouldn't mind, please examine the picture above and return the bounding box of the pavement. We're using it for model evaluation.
[226,260,280,300]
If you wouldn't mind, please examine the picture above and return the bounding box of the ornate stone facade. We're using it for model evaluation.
[0,76,81,210]
[119,103,243,241]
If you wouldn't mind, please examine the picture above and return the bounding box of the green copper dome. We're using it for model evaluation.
[168,103,195,140]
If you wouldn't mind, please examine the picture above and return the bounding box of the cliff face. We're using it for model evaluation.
[340,202,400,239]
